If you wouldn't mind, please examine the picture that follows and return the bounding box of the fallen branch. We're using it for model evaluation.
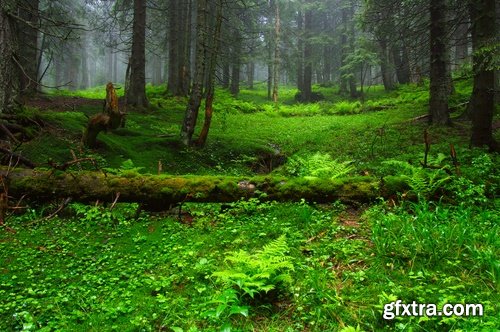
[0,147,36,168]
[1,167,408,211]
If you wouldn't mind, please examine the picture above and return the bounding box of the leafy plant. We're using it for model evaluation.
[104,159,145,176]
[201,288,249,326]
[383,159,450,199]
[285,152,354,179]
[212,235,294,301]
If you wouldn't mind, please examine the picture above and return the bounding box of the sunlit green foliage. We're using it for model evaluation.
[2,78,499,331]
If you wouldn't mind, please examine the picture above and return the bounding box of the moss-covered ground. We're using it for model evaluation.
[0,79,499,331]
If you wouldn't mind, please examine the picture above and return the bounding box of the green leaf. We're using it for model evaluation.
[229,305,249,317]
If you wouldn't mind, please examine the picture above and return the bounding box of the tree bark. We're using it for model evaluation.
[378,39,396,91]
[125,0,149,108]
[83,83,125,147]
[271,0,280,103]
[80,32,91,89]
[296,9,304,93]
[0,0,19,114]
[167,0,190,96]
[230,29,241,97]
[180,0,206,146]
[17,0,39,97]
[2,168,407,211]
[392,44,411,85]
[196,0,223,147]
[429,0,451,125]
[246,62,254,89]
[302,4,313,102]
[469,0,497,150]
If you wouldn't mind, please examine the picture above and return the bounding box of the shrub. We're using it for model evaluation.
[333,101,362,115]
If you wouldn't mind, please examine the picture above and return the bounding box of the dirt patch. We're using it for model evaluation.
[338,208,363,228]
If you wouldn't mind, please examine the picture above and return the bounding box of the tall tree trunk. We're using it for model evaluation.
[67,46,79,91]
[392,44,411,84]
[196,0,223,147]
[222,63,230,88]
[80,33,90,89]
[302,5,313,102]
[0,0,19,114]
[271,0,280,103]
[107,46,113,82]
[167,0,179,94]
[379,39,396,91]
[180,0,191,96]
[469,0,497,150]
[246,62,254,89]
[112,50,118,83]
[17,0,39,97]
[339,5,349,95]
[429,0,450,125]
[230,29,241,97]
[126,0,149,108]
[296,9,304,94]
[167,0,190,96]
[454,20,469,67]
[180,0,206,146]
[347,1,357,98]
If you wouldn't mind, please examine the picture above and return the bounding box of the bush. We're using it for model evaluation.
[333,101,362,115]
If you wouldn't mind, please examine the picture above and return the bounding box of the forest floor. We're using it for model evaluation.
[0,80,499,331]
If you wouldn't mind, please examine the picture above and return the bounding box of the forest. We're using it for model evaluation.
[0,0,499,331]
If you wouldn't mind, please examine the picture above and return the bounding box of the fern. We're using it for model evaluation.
[286,152,354,179]
[212,235,294,300]
[383,160,450,199]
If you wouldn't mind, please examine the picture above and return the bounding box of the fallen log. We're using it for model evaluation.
[1,167,407,210]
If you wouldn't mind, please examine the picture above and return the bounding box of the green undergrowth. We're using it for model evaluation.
[0,195,498,331]
[22,79,498,177]
[3,78,500,330]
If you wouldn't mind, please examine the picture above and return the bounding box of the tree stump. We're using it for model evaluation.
[83,82,126,147]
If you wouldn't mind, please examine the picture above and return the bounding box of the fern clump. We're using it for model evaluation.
[212,235,294,301]
[203,236,294,328]
[382,160,450,199]
[285,152,354,179]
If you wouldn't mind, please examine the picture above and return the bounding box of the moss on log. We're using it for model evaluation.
[1,168,407,210]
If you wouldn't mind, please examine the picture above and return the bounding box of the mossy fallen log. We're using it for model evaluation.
[1,168,407,210]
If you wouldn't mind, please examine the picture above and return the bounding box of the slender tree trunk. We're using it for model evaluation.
[112,50,118,83]
[167,0,190,96]
[222,62,230,88]
[17,0,39,97]
[271,0,280,103]
[379,39,396,91]
[469,0,497,150]
[167,0,179,94]
[246,62,254,89]
[80,33,90,89]
[302,5,313,102]
[429,0,450,125]
[180,0,191,96]
[230,29,241,96]
[348,1,357,98]
[454,20,469,67]
[196,0,223,147]
[0,0,18,114]
[107,46,113,82]
[180,0,206,146]
[392,44,410,84]
[339,6,349,95]
[296,9,304,93]
[126,0,149,108]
